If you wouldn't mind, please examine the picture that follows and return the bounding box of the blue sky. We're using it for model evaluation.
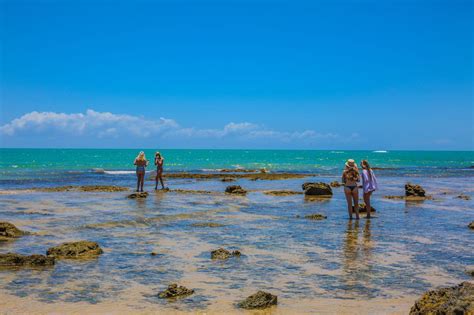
[0,0,472,150]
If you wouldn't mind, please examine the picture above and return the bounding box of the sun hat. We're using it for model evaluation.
[345,159,356,168]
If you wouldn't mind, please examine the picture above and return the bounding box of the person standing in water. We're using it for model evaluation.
[342,159,360,220]
[134,151,148,192]
[154,152,165,190]
[360,160,378,219]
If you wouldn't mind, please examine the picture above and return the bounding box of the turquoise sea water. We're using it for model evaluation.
[1,149,473,188]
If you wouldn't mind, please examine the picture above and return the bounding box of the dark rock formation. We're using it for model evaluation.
[302,182,333,196]
[127,192,149,199]
[191,222,225,228]
[46,241,103,259]
[225,185,247,195]
[457,194,471,200]
[409,282,474,315]
[238,291,278,309]
[0,222,27,241]
[164,172,309,181]
[330,181,342,188]
[158,284,194,299]
[39,185,128,192]
[405,183,426,197]
[0,253,55,267]
[468,222,474,230]
[354,203,376,213]
[304,214,327,220]
[221,177,235,182]
[263,190,302,196]
[211,248,241,260]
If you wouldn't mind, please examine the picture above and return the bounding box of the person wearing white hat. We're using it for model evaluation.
[342,159,360,220]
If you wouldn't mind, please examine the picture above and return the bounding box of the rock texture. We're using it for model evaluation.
[127,192,149,199]
[457,194,471,200]
[225,185,247,195]
[355,204,376,213]
[158,284,194,299]
[302,182,333,196]
[46,241,103,259]
[0,253,55,267]
[39,185,128,192]
[468,222,474,230]
[263,190,302,196]
[211,248,241,260]
[0,222,27,241]
[191,222,225,228]
[304,214,327,220]
[405,183,426,197]
[409,282,474,315]
[238,291,278,309]
[330,181,342,188]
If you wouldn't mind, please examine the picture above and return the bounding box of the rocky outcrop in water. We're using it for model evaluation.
[225,185,247,195]
[405,183,426,197]
[39,185,129,192]
[384,195,433,201]
[409,282,474,315]
[238,291,278,309]
[302,182,333,196]
[221,177,235,182]
[127,192,149,199]
[469,222,474,230]
[191,222,225,228]
[355,204,376,213]
[263,190,302,196]
[0,253,55,267]
[466,269,474,277]
[211,248,241,260]
[0,222,27,241]
[457,194,471,200]
[164,172,309,181]
[46,241,103,259]
[304,214,327,220]
[330,181,342,187]
[158,284,194,299]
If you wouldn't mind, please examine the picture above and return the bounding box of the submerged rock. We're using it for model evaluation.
[330,181,342,188]
[304,214,327,220]
[158,284,194,299]
[46,241,103,259]
[263,190,303,196]
[302,182,333,196]
[221,177,235,182]
[469,222,474,230]
[405,183,426,197]
[191,222,225,228]
[225,185,247,195]
[409,282,474,315]
[238,291,278,309]
[39,185,128,192]
[457,194,471,200]
[211,248,241,260]
[0,222,27,240]
[164,172,308,181]
[384,195,432,201]
[0,253,55,267]
[466,269,474,277]
[354,204,376,213]
[127,192,149,199]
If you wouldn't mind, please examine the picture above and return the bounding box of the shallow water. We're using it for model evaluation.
[0,173,473,314]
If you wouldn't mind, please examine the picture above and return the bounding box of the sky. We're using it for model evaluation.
[0,0,472,150]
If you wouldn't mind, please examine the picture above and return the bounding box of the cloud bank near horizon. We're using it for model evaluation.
[0,109,355,148]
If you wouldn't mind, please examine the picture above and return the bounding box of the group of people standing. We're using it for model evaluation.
[132,152,379,220]
[133,151,165,192]
[342,159,378,219]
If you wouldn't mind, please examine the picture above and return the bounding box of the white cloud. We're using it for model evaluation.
[0,109,348,144]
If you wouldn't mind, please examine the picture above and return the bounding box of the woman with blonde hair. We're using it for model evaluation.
[360,160,378,219]
[154,152,165,190]
[134,151,148,192]
[342,159,360,220]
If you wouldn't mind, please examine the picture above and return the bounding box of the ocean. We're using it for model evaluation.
[0,148,473,313]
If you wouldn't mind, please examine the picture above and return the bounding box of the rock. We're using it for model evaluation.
[225,185,247,195]
[354,203,376,213]
[164,172,309,181]
[466,269,474,277]
[211,248,241,260]
[127,192,149,199]
[46,241,103,259]
[457,194,471,200]
[150,252,158,256]
[263,190,303,196]
[405,183,426,197]
[221,177,235,182]
[469,222,474,230]
[39,185,128,192]
[191,222,225,228]
[384,195,432,201]
[0,253,55,267]
[330,181,342,188]
[409,282,474,315]
[302,182,333,196]
[0,222,27,240]
[158,284,194,299]
[304,214,327,220]
[238,291,278,309]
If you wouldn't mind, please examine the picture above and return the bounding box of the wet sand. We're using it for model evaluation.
[0,174,473,314]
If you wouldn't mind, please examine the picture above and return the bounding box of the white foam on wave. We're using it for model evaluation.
[104,170,136,175]
[373,150,388,153]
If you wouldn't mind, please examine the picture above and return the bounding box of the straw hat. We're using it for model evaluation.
[345,159,356,168]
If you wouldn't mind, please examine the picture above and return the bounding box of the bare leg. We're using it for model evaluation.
[364,191,372,218]
[155,175,158,190]
[344,188,353,219]
[159,175,165,189]
[136,173,140,192]
[140,173,145,192]
[352,188,360,220]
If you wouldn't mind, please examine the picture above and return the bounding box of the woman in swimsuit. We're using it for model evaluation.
[134,151,148,192]
[342,159,360,220]
[360,160,378,219]
[154,152,165,190]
